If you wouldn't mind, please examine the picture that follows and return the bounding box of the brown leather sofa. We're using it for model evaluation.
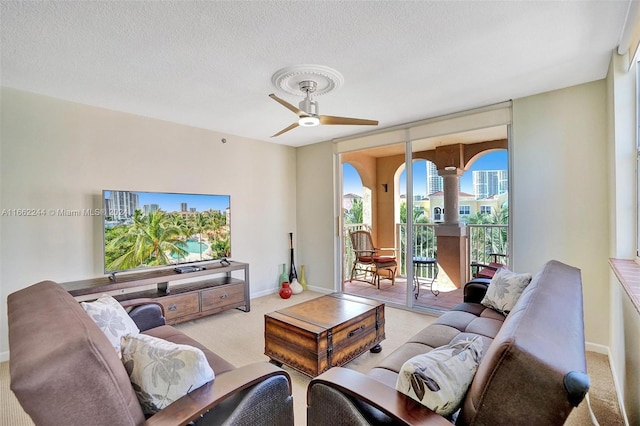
[307,260,590,425]
[8,281,294,426]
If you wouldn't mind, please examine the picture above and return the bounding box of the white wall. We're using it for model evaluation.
[0,88,297,357]
[295,141,336,291]
[511,80,610,346]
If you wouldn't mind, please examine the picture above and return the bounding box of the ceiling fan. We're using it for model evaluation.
[269,80,378,137]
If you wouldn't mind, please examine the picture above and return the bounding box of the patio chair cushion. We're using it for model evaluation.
[475,262,504,279]
[357,255,396,263]
[372,255,396,265]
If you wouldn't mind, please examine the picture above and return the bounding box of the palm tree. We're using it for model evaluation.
[399,201,434,274]
[203,210,230,258]
[490,202,509,257]
[106,210,188,271]
[168,213,186,230]
[210,236,231,258]
[344,198,363,224]
[468,203,508,265]
[190,212,213,258]
[491,202,509,225]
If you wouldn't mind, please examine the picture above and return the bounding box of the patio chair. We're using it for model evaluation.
[471,252,508,279]
[348,230,397,288]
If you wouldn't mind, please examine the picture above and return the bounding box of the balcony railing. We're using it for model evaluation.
[344,223,508,282]
[396,223,437,278]
[467,224,509,270]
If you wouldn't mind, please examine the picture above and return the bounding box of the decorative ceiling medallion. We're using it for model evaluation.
[271,64,344,97]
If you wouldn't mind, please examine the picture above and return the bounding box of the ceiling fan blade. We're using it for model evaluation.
[271,122,299,137]
[269,93,306,117]
[319,115,379,126]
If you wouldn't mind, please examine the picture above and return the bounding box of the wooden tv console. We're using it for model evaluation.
[60,261,250,325]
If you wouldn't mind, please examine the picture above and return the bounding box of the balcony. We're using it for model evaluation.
[343,222,508,311]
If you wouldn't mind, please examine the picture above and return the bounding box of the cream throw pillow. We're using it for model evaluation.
[121,333,214,414]
[395,337,483,417]
[81,294,140,354]
[481,268,532,315]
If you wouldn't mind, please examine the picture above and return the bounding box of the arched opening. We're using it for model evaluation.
[342,162,371,228]
[339,126,509,312]
[342,162,375,282]
[462,150,509,274]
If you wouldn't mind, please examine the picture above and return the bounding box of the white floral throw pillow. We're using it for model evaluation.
[81,294,139,353]
[395,337,483,417]
[121,333,214,414]
[481,268,532,315]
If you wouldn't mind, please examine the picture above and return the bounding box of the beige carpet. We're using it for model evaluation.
[1,290,625,425]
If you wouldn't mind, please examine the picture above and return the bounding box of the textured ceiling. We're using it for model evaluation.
[0,1,633,147]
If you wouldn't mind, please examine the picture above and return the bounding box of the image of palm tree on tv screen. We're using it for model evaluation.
[103,191,230,273]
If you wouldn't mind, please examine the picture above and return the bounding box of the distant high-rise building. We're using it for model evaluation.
[426,162,443,196]
[104,198,112,215]
[473,170,508,199]
[180,202,188,212]
[108,191,138,219]
[143,204,159,214]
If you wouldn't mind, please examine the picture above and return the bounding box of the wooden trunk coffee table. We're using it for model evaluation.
[264,293,385,377]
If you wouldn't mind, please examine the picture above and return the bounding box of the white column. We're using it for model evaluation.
[436,168,468,288]
[440,169,462,224]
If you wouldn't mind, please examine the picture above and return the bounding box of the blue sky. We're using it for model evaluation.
[343,150,508,196]
[104,191,230,212]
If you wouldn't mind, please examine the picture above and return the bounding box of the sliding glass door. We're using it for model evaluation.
[335,102,512,311]
[340,142,408,307]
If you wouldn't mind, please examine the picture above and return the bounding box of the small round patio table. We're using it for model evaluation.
[412,257,439,298]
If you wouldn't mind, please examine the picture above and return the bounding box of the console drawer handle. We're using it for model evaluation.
[168,305,178,311]
[348,325,365,338]
[220,293,228,299]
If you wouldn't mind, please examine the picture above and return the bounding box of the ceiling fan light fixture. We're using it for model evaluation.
[299,116,320,127]
[268,66,377,136]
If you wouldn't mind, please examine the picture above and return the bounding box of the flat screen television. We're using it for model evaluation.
[102,190,231,275]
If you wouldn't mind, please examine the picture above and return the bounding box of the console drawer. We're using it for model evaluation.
[160,293,200,320]
[201,283,245,311]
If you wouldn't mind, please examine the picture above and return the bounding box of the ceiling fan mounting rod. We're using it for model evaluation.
[299,80,317,94]
[298,80,319,116]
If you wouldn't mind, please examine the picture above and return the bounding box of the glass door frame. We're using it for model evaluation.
[335,137,419,310]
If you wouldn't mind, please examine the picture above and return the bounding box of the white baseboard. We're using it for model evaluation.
[585,341,609,354]
[0,351,8,362]
[585,342,630,426]
[306,285,333,294]
[250,287,279,299]
[251,285,333,299]
[605,348,630,426]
